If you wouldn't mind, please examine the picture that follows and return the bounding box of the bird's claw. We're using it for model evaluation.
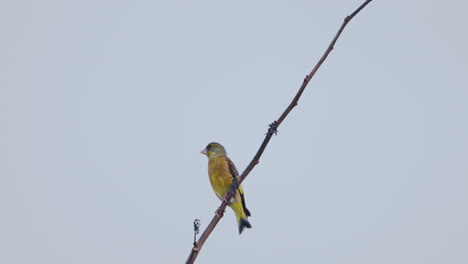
[223,193,230,203]
[223,193,235,204]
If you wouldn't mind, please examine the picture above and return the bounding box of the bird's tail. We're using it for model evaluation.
[231,202,252,234]
[238,218,252,234]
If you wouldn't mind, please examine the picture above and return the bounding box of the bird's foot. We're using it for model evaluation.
[223,193,234,204]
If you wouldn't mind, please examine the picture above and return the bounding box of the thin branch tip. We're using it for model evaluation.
[192,218,201,245]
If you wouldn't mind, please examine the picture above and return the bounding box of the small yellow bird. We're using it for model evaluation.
[201,142,252,234]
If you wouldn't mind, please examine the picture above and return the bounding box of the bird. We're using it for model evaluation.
[200,142,252,234]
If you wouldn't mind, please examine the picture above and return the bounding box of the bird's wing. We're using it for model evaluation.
[226,157,239,180]
[226,157,251,217]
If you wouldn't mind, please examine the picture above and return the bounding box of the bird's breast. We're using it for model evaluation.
[208,157,232,199]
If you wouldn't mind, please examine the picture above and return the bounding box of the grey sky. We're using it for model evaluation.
[1,0,467,263]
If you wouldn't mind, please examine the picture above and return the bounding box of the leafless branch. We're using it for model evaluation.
[186,1,373,263]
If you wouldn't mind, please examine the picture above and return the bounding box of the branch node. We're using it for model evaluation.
[215,207,225,217]
[268,121,279,135]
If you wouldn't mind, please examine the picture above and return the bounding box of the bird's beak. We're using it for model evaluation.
[200,148,207,155]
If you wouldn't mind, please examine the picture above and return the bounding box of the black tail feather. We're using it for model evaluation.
[240,193,251,217]
[238,218,252,234]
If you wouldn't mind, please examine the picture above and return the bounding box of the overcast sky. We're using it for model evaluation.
[1,0,467,263]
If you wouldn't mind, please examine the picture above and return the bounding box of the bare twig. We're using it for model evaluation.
[192,219,200,246]
[186,1,373,263]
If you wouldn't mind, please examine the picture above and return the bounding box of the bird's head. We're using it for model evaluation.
[200,142,227,158]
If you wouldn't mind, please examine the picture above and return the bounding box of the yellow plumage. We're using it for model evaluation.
[201,142,252,234]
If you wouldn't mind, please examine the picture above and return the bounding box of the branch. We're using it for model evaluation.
[186,1,373,263]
